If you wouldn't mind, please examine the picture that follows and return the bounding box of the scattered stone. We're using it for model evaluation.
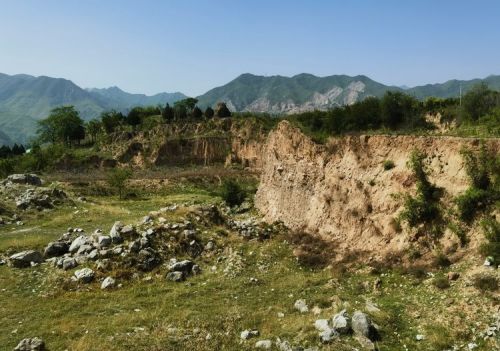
[101,276,116,290]
[109,221,124,244]
[44,241,69,258]
[169,259,194,273]
[69,235,88,253]
[255,340,272,349]
[416,334,425,341]
[13,337,45,351]
[314,319,330,332]
[74,268,95,283]
[294,299,309,313]
[447,272,460,281]
[319,328,338,343]
[8,174,42,186]
[97,236,112,248]
[240,329,259,340]
[9,250,43,268]
[352,311,373,339]
[483,256,494,266]
[166,271,185,282]
[332,309,351,334]
[62,258,77,270]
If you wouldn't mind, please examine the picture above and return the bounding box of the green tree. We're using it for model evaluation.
[204,107,214,119]
[162,103,174,122]
[126,107,143,127]
[462,83,498,121]
[215,102,231,118]
[106,168,132,199]
[101,110,125,134]
[174,104,187,120]
[37,106,85,145]
[86,119,102,143]
[220,179,246,207]
[191,106,203,120]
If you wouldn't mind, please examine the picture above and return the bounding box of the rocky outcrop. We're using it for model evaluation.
[255,121,499,260]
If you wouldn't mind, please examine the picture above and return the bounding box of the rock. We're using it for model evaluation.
[183,229,197,240]
[192,264,202,275]
[352,311,373,340]
[109,221,124,243]
[169,259,194,273]
[87,249,98,261]
[240,329,259,340]
[319,328,338,343]
[255,340,272,349]
[294,299,309,313]
[8,174,42,186]
[137,248,160,271]
[101,276,116,290]
[275,338,292,351]
[43,241,69,258]
[69,235,88,253]
[416,334,425,341]
[447,272,460,281]
[13,337,45,351]
[97,235,112,248]
[314,319,330,332]
[129,240,141,253]
[205,241,215,251]
[9,250,43,268]
[166,271,185,282]
[74,268,95,283]
[483,256,494,266]
[62,258,77,270]
[121,225,135,238]
[332,309,351,334]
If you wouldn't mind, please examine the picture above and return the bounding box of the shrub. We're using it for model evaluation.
[473,274,498,292]
[433,276,450,289]
[383,160,395,170]
[447,222,468,247]
[455,188,491,222]
[106,168,132,199]
[433,253,451,268]
[220,179,246,207]
[478,217,500,263]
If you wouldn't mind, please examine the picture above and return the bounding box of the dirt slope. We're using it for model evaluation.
[255,121,499,261]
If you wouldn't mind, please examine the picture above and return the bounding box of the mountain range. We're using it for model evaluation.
[1,72,499,145]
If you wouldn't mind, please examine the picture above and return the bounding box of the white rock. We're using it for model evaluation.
[101,276,116,290]
[255,340,272,349]
[294,299,309,313]
[74,268,95,283]
[314,319,330,332]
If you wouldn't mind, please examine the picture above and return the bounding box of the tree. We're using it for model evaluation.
[191,106,203,120]
[106,168,132,199]
[126,107,143,127]
[0,145,11,158]
[220,179,246,207]
[462,83,497,121]
[101,110,125,134]
[215,102,231,118]
[162,103,174,122]
[174,104,187,120]
[86,119,102,143]
[204,107,214,119]
[37,106,85,145]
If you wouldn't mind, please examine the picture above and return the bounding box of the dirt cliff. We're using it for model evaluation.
[255,121,499,262]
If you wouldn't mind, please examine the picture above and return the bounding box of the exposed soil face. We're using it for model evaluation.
[255,121,500,262]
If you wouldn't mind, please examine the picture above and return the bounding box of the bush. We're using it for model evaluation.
[383,160,395,170]
[220,179,246,207]
[433,276,450,289]
[106,168,132,199]
[478,217,500,263]
[433,253,451,268]
[455,188,491,222]
[473,274,498,292]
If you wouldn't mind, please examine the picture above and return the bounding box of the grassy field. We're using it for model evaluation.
[0,176,498,351]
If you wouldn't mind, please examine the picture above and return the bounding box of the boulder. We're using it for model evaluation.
[352,311,373,339]
[8,174,42,186]
[109,221,124,243]
[319,328,338,343]
[43,241,69,258]
[69,235,88,253]
[97,236,112,248]
[166,271,185,282]
[332,309,351,334]
[62,258,77,270]
[101,276,116,290]
[169,259,194,273]
[9,250,43,268]
[13,337,45,351]
[314,319,330,332]
[74,268,95,283]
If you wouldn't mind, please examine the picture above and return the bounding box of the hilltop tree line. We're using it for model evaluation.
[291,83,500,138]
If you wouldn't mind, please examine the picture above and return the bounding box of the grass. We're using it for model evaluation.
[0,175,497,350]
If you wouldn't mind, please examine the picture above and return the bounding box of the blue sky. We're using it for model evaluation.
[0,0,499,96]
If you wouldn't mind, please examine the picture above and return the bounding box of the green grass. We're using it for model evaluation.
[0,180,497,350]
